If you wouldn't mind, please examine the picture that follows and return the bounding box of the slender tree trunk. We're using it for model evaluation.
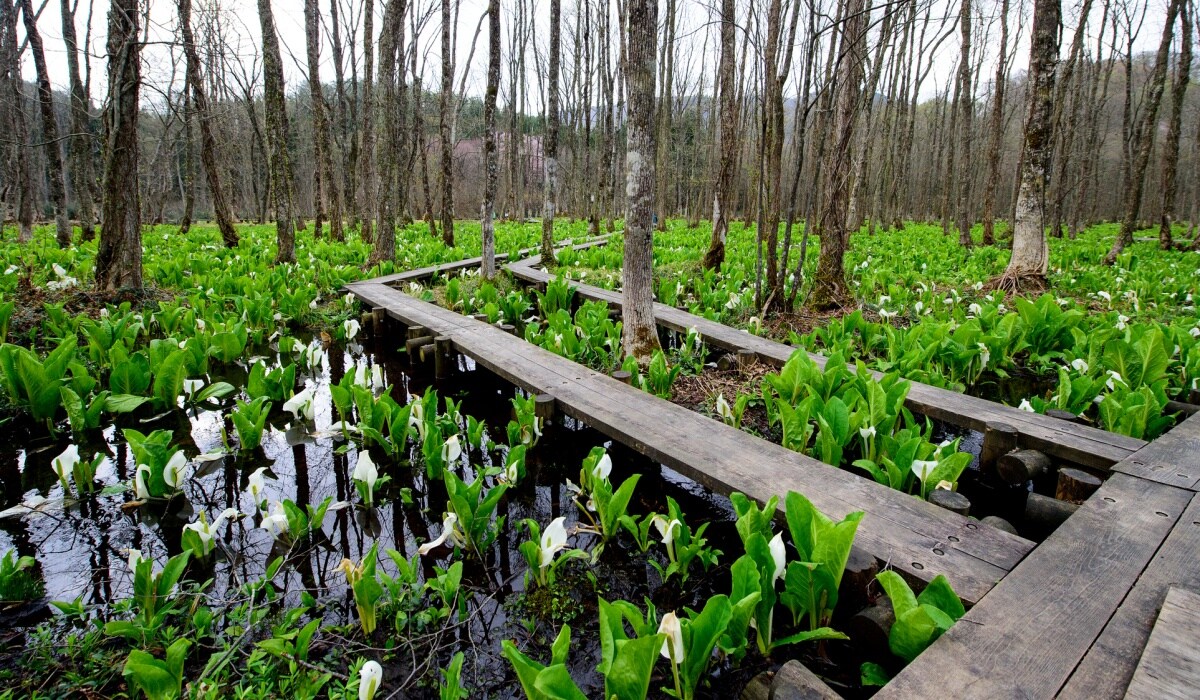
[654,0,677,232]
[18,0,71,247]
[258,0,297,264]
[306,0,344,241]
[1104,0,1181,264]
[1159,1,1191,250]
[358,0,375,242]
[94,0,142,290]
[179,88,196,234]
[372,0,405,264]
[178,0,238,247]
[999,0,1061,287]
[981,0,1011,245]
[541,0,561,260]
[808,0,868,311]
[1,0,32,243]
[622,0,660,363]
[438,0,455,246]
[60,0,97,241]
[481,0,499,279]
[703,0,737,270]
[954,0,974,247]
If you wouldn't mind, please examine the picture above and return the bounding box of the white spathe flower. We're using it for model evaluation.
[914,301,925,315]
[977,343,991,369]
[163,451,190,489]
[352,453,379,497]
[879,309,897,321]
[1190,326,1200,338]
[353,363,370,389]
[1070,358,1089,373]
[52,444,81,483]
[1096,290,1112,303]
[859,425,876,440]
[283,387,317,421]
[769,532,786,584]
[184,508,240,556]
[371,365,386,393]
[1106,370,1126,391]
[126,548,145,572]
[538,516,570,568]
[968,303,983,317]
[592,453,613,481]
[418,513,463,555]
[653,515,682,546]
[246,467,269,507]
[911,459,939,482]
[344,319,361,340]
[343,292,357,308]
[134,464,152,498]
[1115,314,1129,331]
[879,295,891,305]
[358,660,383,700]
[658,612,685,663]
[715,394,734,423]
[262,501,290,539]
[1017,399,1035,412]
[441,435,462,464]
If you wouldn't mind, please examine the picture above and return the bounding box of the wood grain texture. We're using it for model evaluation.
[874,473,1191,700]
[1112,412,1200,490]
[1058,492,1200,700]
[1122,587,1200,700]
[346,284,1034,604]
[505,258,1144,470]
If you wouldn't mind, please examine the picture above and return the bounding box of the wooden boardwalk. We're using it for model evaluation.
[344,280,1034,605]
[505,256,1146,471]
[875,411,1200,699]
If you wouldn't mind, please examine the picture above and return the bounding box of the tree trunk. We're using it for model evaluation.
[541,0,561,261]
[808,0,868,311]
[178,0,238,247]
[179,88,196,234]
[305,0,343,241]
[372,0,405,264]
[1105,0,1181,265]
[1,0,32,243]
[999,0,1061,287]
[438,0,455,246]
[60,0,97,241]
[622,0,660,363]
[481,0,499,280]
[1158,2,1191,250]
[18,0,71,247]
[94,0,142,290]
[358,0,375,242]
[654,0,677,232]
[703,0,737,270]
[954,0,974,248]
[258,0,297,264]
[981,0,1011,245]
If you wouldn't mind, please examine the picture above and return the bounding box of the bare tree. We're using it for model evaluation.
[953,0,974,247]
[1158,0,1191,249]
[371,0,405,265]
[622,0,660,362]
[61,0,98,241]
[358,0,376,242]
[178,0,239,247]
[18,0,71,247]
[0,0,32,243]
[702,0,737,270]
[997,0,1061,289]
[981,0,1012,245]
[258,0,298,264]
[808,0,868,311]
[1104,0,1182,264]
[305,0,344,241]
[438,0,454,246]
[481,0,499,279]
[541,0,561,261]
[94,0,142,290]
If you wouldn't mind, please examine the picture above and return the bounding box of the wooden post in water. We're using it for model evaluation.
[434,336,454,379]
[929,489,971,515]
[612,370,633,385]
[1055,468,1102,504]
[997,449,1052,485]
[980,422,1019,476]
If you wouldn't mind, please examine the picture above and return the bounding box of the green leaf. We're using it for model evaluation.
[916,574,965,621]
[875,570,919,620]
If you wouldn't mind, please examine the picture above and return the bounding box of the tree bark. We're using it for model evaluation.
[481,0,499,279]
[371,0,405,264]
[998,0,1061,287]
[981,0,1012,245]
[305,0,344,241]
[94,0,142,290]
[703,0,737,270]
[808,0,868,311]
[1158,1,1191,250]
[358,0,375,242]
[541,0,561,261]
[258,0,298,264]
[622,0,660,363]
[178,0,238,247]
[438,0,455,246]
[60,0,98,241]
[1104,0,1181,265]
[954,0,974,248]
[18,0,71,247]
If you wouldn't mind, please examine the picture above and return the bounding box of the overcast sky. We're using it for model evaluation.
[16,0,1172,109]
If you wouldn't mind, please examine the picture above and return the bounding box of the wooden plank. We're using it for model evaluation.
[1112,412,1200,490]
[345,284,1034,603]
[1058,492,1200,699]
[1122,587,1200,700]
[873,473,1192,700]
[506,259,1144,470]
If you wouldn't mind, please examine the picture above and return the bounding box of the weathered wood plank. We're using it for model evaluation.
[345,284,1034,604]
[1111,412,1200,490]
[506,259,1144,470]
[1122,587,1200,700]
[1057,491,1200,699]
[873,473,1192,700]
